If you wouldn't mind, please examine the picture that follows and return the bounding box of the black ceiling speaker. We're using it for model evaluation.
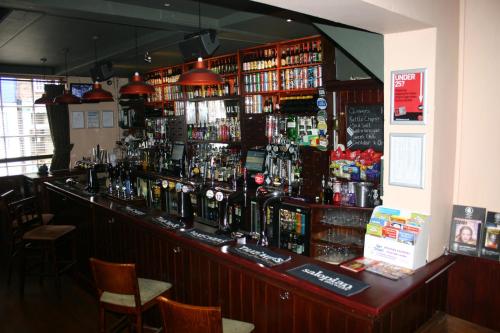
[179,29,220,61]
[90,60,114,82]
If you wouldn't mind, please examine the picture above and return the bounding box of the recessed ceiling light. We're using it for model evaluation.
[163,3,170,7]
[286,18,293,23]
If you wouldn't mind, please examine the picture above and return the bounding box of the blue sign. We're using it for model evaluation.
[317,97,327,110]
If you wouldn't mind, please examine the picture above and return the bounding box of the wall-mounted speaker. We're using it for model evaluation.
[90,60,114,82]
[179,29,220,61]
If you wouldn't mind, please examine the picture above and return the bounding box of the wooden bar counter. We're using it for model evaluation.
[43,180,455,333]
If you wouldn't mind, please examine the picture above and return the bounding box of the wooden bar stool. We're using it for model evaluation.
[156,296,255,333]
[3,195,70,293]
[19,223,76,295]
[90,257,173,333]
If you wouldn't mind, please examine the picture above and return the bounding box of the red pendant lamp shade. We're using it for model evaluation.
[119,72,155,95]
[34,93,54,105]
[53,87,81,104]
[53,48,81,104]
[82,82,114,103]
[176,58,223,86]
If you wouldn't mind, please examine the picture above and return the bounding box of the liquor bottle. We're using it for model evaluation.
[325,178,333,205]
[296,234,304,255]
[281,48,287,67]
[320,174,326,204]
[287,115,298,141]
[285,47,291,66]
[317,41,322,62]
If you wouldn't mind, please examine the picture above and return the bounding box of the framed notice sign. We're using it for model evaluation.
[391,68,426,124]
[87,111,100,128]
[389,133,425,188]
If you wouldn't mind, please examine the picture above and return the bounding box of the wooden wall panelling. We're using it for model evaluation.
[447,255,500,332]
[300,148,329,198]
[374,268,447,333]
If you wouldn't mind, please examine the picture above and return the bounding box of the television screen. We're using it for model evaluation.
[245,149,266,173]
[70,83,93,98]
[171,144,185,161]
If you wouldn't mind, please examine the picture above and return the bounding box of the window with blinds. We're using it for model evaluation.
[0,77,60,176]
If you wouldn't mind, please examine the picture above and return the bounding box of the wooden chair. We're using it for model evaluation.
[157,296,255,333]
[3,194,57,286]
[89,257,173,333]
[14,196,76,296]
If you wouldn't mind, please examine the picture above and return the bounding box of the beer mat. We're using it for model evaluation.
[151,216,184,230]
[120,205,147,217]
[181,229,233,246]
[228,244,291,267]
[287,264,370,297]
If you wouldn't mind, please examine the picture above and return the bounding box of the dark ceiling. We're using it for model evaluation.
[0,0,332,78]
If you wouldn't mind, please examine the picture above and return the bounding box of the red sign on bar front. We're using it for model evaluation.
[391,69,426,124]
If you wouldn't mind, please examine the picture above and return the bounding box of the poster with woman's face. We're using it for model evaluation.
[450,205,486,256]
[453,218,480,246]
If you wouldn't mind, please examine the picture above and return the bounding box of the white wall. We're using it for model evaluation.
[454,0,500,211]
[67,77,127,167]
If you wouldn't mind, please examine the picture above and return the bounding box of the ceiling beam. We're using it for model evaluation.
[0,9,43,49]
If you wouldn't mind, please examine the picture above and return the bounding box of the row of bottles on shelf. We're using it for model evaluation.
[210,57,238,75]
[164,67,182,83]
[187,118,241,142]
[318,175,382,208]
[188,144,242,183]
[145,117,167,141]
[279,208,307,255]
[147,86,162,103]
[281,65,322,90]
[280,40,322,67]
[145,72,162,86]
[242,66,322,93]
[243,71,278,93]
[163,101,185,117]
[244,95,277,114]
[266,115,323,143]
[242,48,277,72]
[145,39,322,87]
[145,67,182,85]
[164,85,183,100]
[244,95,264,114]
[185,80,238,99]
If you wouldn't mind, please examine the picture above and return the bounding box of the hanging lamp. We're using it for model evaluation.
[176,1,222,86]
[53,48,81,104]
[35,58,54,105]
[83,36,114,103]
[119,28,154,96]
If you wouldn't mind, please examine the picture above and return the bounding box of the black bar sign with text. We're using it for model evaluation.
[346,104,384,151]
[287,263,370,297]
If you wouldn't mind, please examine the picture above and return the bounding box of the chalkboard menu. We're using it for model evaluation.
[346,104,384,151]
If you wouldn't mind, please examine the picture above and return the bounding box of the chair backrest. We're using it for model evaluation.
[8,196,43,228]
[89,257,141,308]
[157,296,223,333]
[4,196,42,250]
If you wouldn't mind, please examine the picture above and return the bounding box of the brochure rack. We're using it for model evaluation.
[363,206,430,270]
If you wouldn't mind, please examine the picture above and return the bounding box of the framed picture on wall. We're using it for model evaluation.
[102,110,114,128]
[389,133,425,188]
[71,111,84,129]
[87,111,100,128]
[390,68,427,124]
